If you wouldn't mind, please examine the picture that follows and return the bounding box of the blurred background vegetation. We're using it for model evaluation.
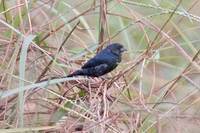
[0,0,200,132]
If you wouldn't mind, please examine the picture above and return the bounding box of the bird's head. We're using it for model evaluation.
[107,43,127,56]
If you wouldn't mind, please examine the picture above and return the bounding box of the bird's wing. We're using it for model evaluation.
[81,57,104,69]
[81,47,113,69]
[93,63,109,76]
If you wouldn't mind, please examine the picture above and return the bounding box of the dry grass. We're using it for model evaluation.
[1,0,200,132]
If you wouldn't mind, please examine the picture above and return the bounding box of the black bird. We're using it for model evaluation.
[67,43,126,77]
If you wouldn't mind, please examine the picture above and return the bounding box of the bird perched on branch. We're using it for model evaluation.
[67,43,126,77]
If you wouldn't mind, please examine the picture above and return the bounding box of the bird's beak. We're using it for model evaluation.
[120,47,127,52]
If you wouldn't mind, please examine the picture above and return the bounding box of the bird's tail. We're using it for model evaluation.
[67,69,85,77]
